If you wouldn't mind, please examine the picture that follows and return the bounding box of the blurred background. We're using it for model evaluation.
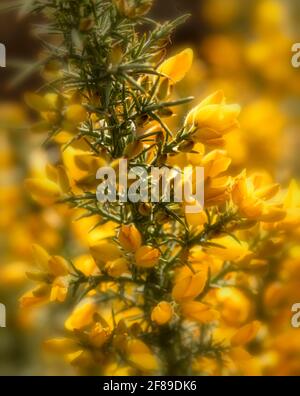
[0,0,300,375]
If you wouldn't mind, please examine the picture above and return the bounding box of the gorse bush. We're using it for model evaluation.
[18,0,300,375]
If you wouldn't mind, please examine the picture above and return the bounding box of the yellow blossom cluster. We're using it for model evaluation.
[0,0,299,377]
[20,43,300,375]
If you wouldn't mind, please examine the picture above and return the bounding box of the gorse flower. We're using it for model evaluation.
[118,224,142,252]
[172,265,208,301]
[134,245,161,268]
[151,301,173,325]
[185,90,241,147]
[158,48,194,85]
[20,244,70,307]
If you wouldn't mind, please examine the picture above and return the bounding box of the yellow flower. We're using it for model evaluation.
[89,322,111,348]
[277,180,300,229]
[43,93,63,111]
[204,176,231,207]
[89,240,122,268]
[232,177,263,219]
[181,301,219,323]
[84,218,117,247]
[25,178,61,206]
[62,142,107,189]
[188,247,223,276]
[24,92,56,112]
[105,257,129,277]
[158,48,193,84]
[19,285,50,308]
[32,243,51,271]
[202,150,231,180]
[43,338,79,354]
[126,339,158,372]
[50,276,69,302]
[232,171,285,222]
[216,287,252,326]
[25,164,70,206]
[20,245,70,306]
[231,321,261,347]
[185,207,207,230]
[30,246,69,279]
[118,224,142,252]
[172,266,208,302]
[207,235,251,261]
[48,255,69,277]
[66,349,97,368]
[151,302,173,325]
[45,311,112,369]
[65,300,97,331]
[44,319,110,369]
[65,104,88,124]
[74,254,98,276]
[135,245,160,268]
[103,362,134,376]
[284,180,300,208]
[185,90,240,146]
[25,92,63,125]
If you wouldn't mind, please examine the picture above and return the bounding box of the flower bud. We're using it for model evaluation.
[118,224,142,252]
[151,301,173,325]
[177,140,195,153]
[135,245,160,268]
[79,17,94,32]
[172,269,207,302]
[138,203,152,217]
